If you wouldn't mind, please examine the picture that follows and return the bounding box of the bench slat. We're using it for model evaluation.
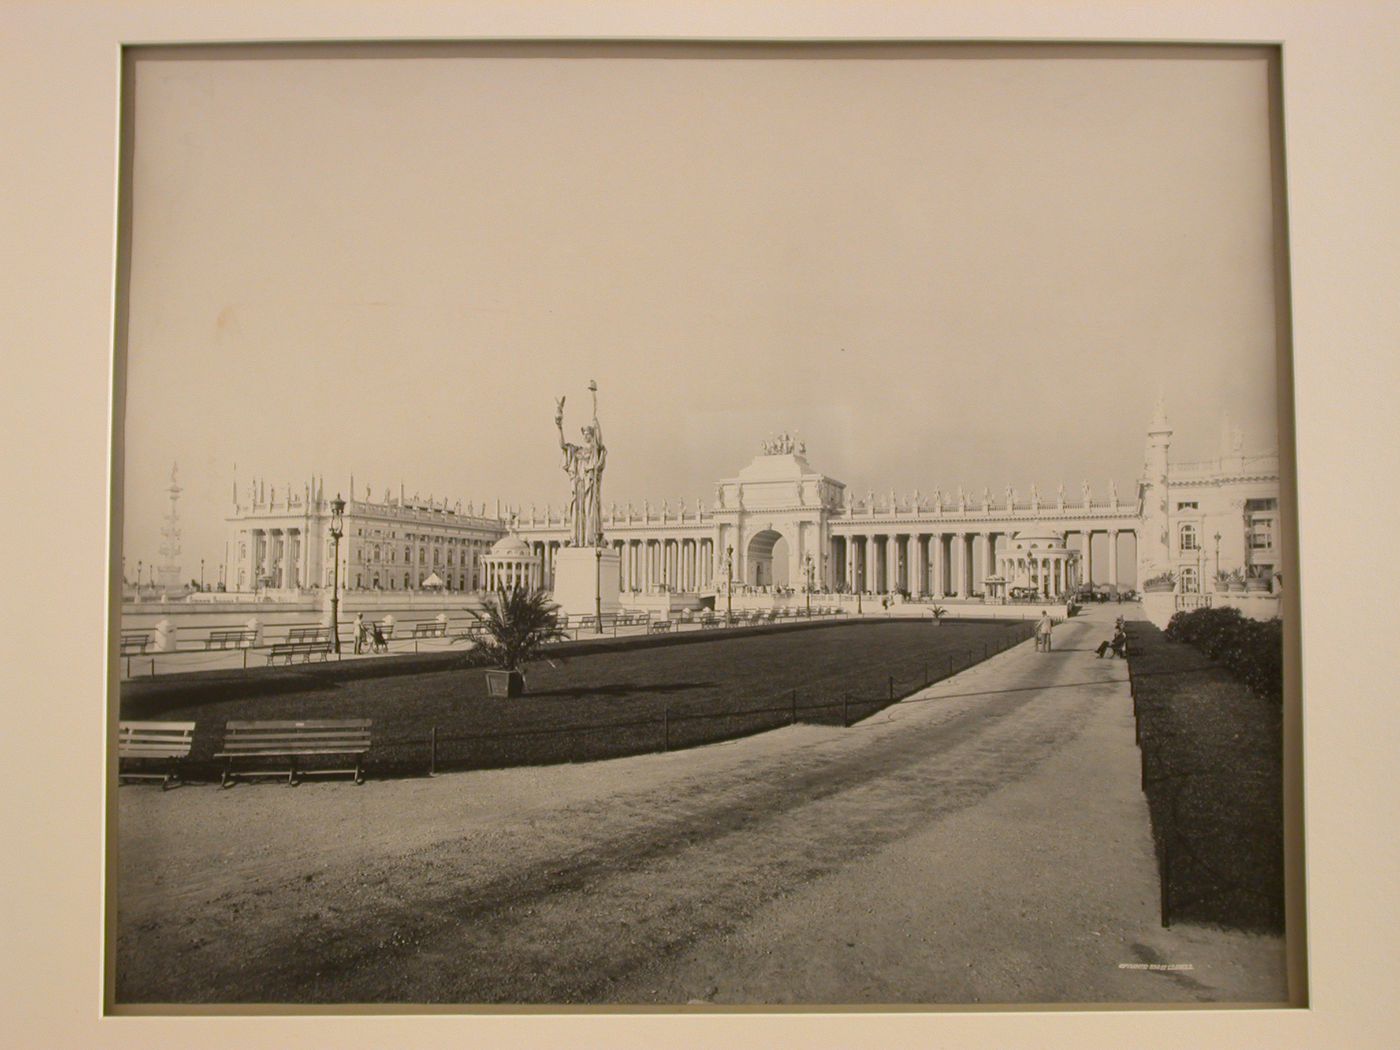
[226,719,371,729]
[219,737,370,749]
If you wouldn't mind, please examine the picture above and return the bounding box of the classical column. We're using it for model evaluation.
[1083,530,1094,588]
[910,534,924,596]
[950,533,964,598]
[884,533,897,592]
[1108,530,1120,594]
[929,534,943,596]
[975,533,990,594]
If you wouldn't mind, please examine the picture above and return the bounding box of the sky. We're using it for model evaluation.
[119,44,1283,583]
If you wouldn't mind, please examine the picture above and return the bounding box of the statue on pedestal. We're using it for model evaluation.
[555,381,607,547]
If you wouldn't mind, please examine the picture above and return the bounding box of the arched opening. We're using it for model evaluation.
[746,530,789,589]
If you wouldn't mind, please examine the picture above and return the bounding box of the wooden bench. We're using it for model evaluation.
[411,621,447,638]
[700,617,721,629]
[206,627,257,650]
[118,721,196,788]
[120,631,150,656]
[287,626,330,644]
[647,620,673,634]
[215,719,372,787]
[265,639,333,665]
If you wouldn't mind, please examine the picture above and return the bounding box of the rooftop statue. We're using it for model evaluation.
[555,380,607,547]
[761,431,802,455]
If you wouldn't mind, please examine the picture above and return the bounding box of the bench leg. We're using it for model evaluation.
[354,757,364,785]
[221,761,234,789]
[288,758,298,786]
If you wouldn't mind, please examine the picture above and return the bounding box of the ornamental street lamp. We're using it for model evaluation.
[725,545,734,622]
[200,558,205,592]
[804,554,814,617]
[329,493,345,654]
[1213,531,1222,580]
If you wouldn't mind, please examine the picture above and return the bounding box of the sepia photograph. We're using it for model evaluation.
[106,40,1301,1010]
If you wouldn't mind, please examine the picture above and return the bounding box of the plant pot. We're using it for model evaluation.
[1245,578,1270,593]
[485,669,525,698]
[1142,583,1174,594]
[1228,583,1246,594]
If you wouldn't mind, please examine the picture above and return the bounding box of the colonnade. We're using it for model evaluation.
[481,554,539,592]
[532,537,718,593]
[829,528,1128,596]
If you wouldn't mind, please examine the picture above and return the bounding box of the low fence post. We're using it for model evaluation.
[662,708,670,752]
[429,726,437,777]
[791,689,797,725]
[1161,839,1171,927]
[842,693,849,727]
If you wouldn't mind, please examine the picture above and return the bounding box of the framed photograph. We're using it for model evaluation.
[6,2,1398,1048]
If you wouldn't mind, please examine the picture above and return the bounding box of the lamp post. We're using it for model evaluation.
[200,558,205,592]
[1213,531,1222,581]
[725,545,734,622]
[804,554,814,617]
[329,493,345,654]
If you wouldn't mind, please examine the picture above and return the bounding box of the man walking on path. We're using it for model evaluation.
[353,612,365,655]
[1035,610,1054,652]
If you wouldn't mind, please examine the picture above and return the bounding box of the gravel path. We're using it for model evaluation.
[114,605,1285,1006]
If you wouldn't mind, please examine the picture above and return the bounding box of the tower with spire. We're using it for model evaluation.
[156,462,184,591]
[1138,392,1174,579]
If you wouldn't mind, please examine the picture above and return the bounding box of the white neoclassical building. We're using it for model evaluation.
[509,433,1137,602]
[221,405,1279,606]
[225,479,506,595]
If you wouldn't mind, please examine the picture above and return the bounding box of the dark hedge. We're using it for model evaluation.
[1163,606,1284,705]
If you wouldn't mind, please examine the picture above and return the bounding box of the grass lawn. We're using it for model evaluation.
[121,619,1031,777]
[1124,619,1285,933]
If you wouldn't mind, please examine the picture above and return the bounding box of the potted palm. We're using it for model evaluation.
[1213,569,1231,593]
[928,604,947,626]
[1227,568,1247,594]
[468,585,568,698]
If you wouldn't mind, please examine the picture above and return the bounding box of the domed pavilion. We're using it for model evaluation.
[993,526,1080,599]
[480,534,542,592]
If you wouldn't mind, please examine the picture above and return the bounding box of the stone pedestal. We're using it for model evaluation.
[552,546,622,619]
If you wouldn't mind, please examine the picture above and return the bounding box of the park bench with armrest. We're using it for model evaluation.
[265,639,333,665]
[215,719,372,787]
[411,621,448,638]
[120,630,150,655]
[647,619,673,634]
[206,627,257,649]
[118,721,196,788]
[286,626,330,644]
